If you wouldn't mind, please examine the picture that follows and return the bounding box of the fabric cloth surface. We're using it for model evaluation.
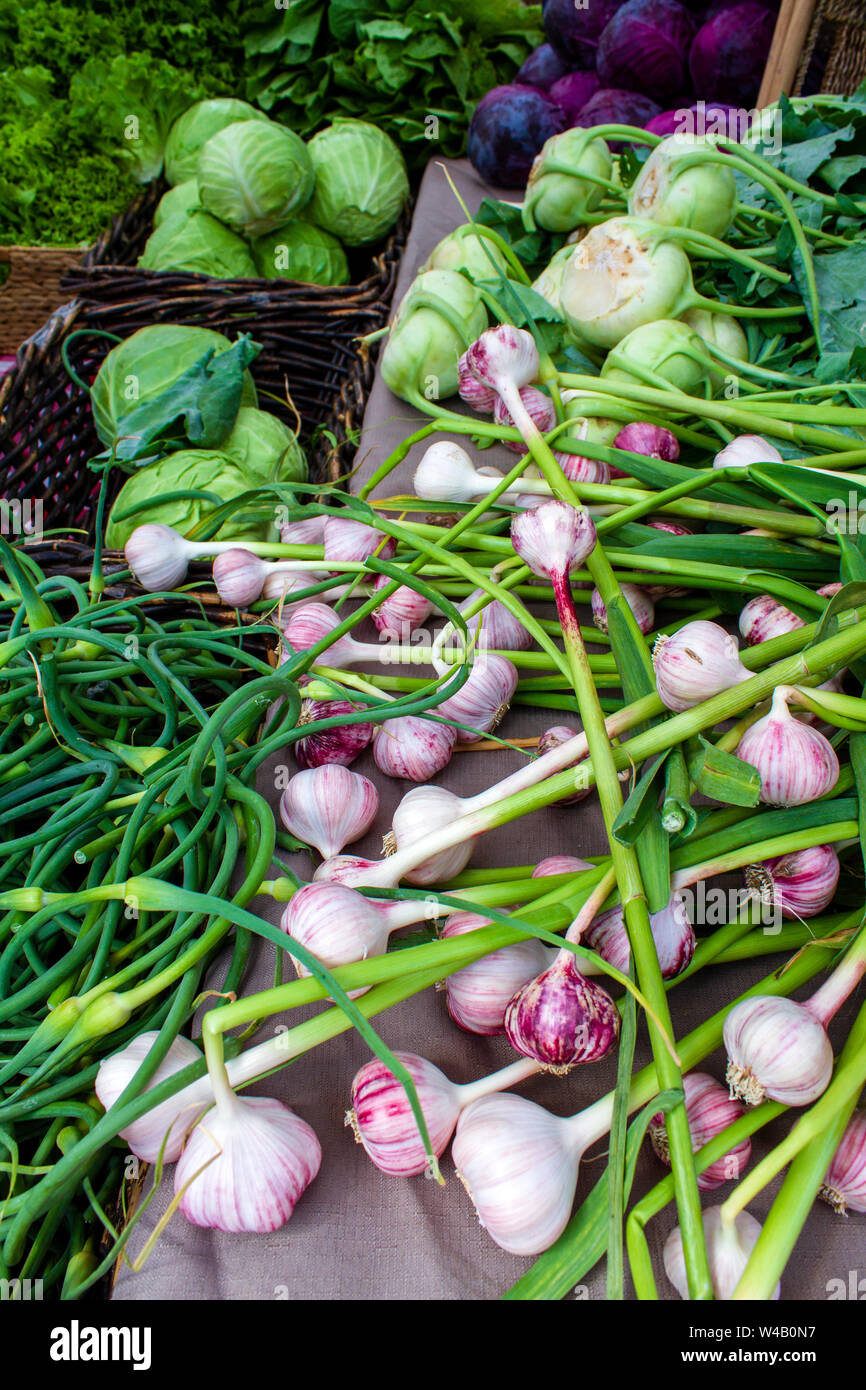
[113,158,865,1302]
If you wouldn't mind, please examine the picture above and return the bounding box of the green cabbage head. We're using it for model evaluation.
[138,210,257,278]
[197,121,314,238]
[153,180,201,229]
[164,98,271,186]
[251,220,349,285]
[91,325,258,455]
[105,428,308,548]
[307,119,408,246]
[220,407,308,483]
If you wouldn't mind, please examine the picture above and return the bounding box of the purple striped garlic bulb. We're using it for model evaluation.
[437,654,518,742]
[323,516,396,569]
[591,582,654,635]
[494,387,556,451]
[175,1093,321,1234]
[279,765,378,859]
[744,843,840,920]
[664,1207,780,1300]
[585,892,695,980]
[739,594,805,646]
[649,1072,751,1190]
[293,698,374,770]
[372,715,456,781]
[442,912,557,1036]
[653,620,750,711]
[820,1111,866,1215]
[736,687,840,806]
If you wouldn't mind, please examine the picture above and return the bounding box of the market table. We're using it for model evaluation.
[113,158,865,1302]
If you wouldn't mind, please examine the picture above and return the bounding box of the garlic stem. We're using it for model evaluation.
[457,1056,542,1108]
[806,926,866,1028]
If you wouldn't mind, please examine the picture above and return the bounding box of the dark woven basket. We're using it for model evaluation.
[0,214,399,539]
[59,185,409,433]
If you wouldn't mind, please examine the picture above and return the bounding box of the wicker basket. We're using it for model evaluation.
[795,0,866,94]
[0,195,402,540]
[0,246,90,354]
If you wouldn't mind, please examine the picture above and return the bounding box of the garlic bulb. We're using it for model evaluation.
[586,892,695,980]
[452,1093,583,1256]
[125,523,202,592]
[458,350,497,413]
[713,435,784,470]
[442,912,557,1036]
[591,582,654,636]
[494,387,556,451]
[347,1050,539,1177]
[456,590,534,654]
[820,1110,866,1215]
[175,1092,321,1233]
[555,449,610,485]
[663,1207,780,1300]
[348,1051,462,1177]
[532,855,595,877]
[371,573,434,636]
[649,1072,751,1190]
[413,441,551,506]
[280,516,325,546]
[280,881,431,984]
[281,602,357,666]
[322,516,396,568]
[739,594,805,646]
[279,765,378,859]
[464,324,540,394]
[293,698,374,770]
[388,785,474,885]
[736,687,839,806]
[372,715,456,782]
[653,620,751,711]
[510,499,597,581]
[95,1031,207,1163]
[213,549,269,608]
[438,654,518,742]
[504,953,620,1069]
[614,422,680,462]
[535,725,590,805]
[723,995,834,1107]
[745,843,840,920]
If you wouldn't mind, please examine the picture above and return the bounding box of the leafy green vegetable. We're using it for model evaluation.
[104,444,303,547]
[197,121,314,238]
[164,97,271,186]
[91,325,261,463]
[306,119,408,245]
[0,0,252,245]
[251,221,349,285]
[244,0,543,177]
[138,210,257,278]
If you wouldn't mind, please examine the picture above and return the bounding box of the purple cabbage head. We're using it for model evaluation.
[543,0,624,65]
[467,85,568,189]
[646,100,750,138]
[515,42,572,90]
[597,0,698,103]
[689,3,777,104]
[549,70,602,124]
[575,88,662,146]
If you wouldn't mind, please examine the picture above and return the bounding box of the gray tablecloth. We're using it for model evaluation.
[114,159,865,1302]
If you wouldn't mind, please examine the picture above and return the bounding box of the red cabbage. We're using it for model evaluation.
[597,0,697,103]
[575,88,662,147]
[543,0,624,65]
[689,3,777,103]
[646,101,750,138]
[549,71,601,124]
[467,85,568,189]
[516,43,572,90]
